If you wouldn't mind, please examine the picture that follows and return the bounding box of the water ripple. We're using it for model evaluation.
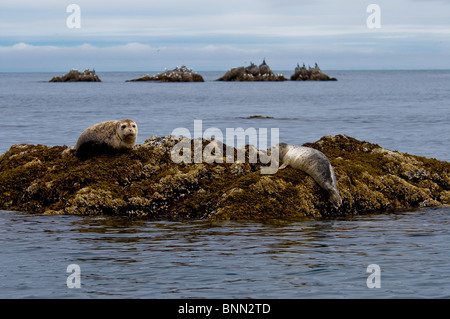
[0,208,449,298]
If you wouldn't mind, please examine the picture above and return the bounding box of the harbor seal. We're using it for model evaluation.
[75,119,138,157]
[276,143,342,208]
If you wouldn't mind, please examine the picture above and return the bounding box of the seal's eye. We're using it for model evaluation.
[132,125,136,128]
[121,125,126,129]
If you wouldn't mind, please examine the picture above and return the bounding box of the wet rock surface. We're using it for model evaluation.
[1,135,449,220]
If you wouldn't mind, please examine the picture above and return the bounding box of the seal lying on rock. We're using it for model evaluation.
[75,119,138,157]
[276,143,342,208]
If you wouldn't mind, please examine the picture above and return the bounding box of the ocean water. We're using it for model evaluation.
[0,208,449,299]
[1,70,450,160]
[0,70,449,299]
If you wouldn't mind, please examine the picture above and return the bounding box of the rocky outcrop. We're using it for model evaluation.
[1,135,449,220]
[290,63,337,81]
[247,115,274,119]
[216,60,287,81]
[49,69,101,82]
[126,66,204,82]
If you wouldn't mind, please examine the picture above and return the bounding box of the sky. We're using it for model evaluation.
[0,0,449,71]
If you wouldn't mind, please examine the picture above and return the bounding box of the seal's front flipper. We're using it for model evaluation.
[278,162,289,170]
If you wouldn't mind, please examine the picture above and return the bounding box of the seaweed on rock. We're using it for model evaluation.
[1,135,449,220]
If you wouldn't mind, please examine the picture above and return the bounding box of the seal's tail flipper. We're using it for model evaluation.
[329,189,342,209]
[278,162,289,170]
[327,163,342,208]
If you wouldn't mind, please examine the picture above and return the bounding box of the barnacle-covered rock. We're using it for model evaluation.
[1,135,449,220]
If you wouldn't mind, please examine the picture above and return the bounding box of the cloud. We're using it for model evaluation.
[1,0,449,40]
[0,42,271,71]
[1,38,449,72]
[0,0,449,70]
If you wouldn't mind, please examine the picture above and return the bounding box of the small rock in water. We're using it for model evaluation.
[49,69,101,82]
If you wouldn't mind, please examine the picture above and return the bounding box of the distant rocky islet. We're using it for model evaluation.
[49,61,337,82]
[216,60,337,82]
[126,65,205,82]
[216,59,287,81]
[290,63,337,81]
[49,69,101,82]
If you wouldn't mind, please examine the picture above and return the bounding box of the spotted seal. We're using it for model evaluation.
[75,119,138,157]
[277,142,342,208]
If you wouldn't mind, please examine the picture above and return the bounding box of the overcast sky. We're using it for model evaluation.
[0,0,449,71]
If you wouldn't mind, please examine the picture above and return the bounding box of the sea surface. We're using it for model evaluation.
[0,70,449,298]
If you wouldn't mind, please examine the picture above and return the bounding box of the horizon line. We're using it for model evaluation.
[1,68,450,73]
